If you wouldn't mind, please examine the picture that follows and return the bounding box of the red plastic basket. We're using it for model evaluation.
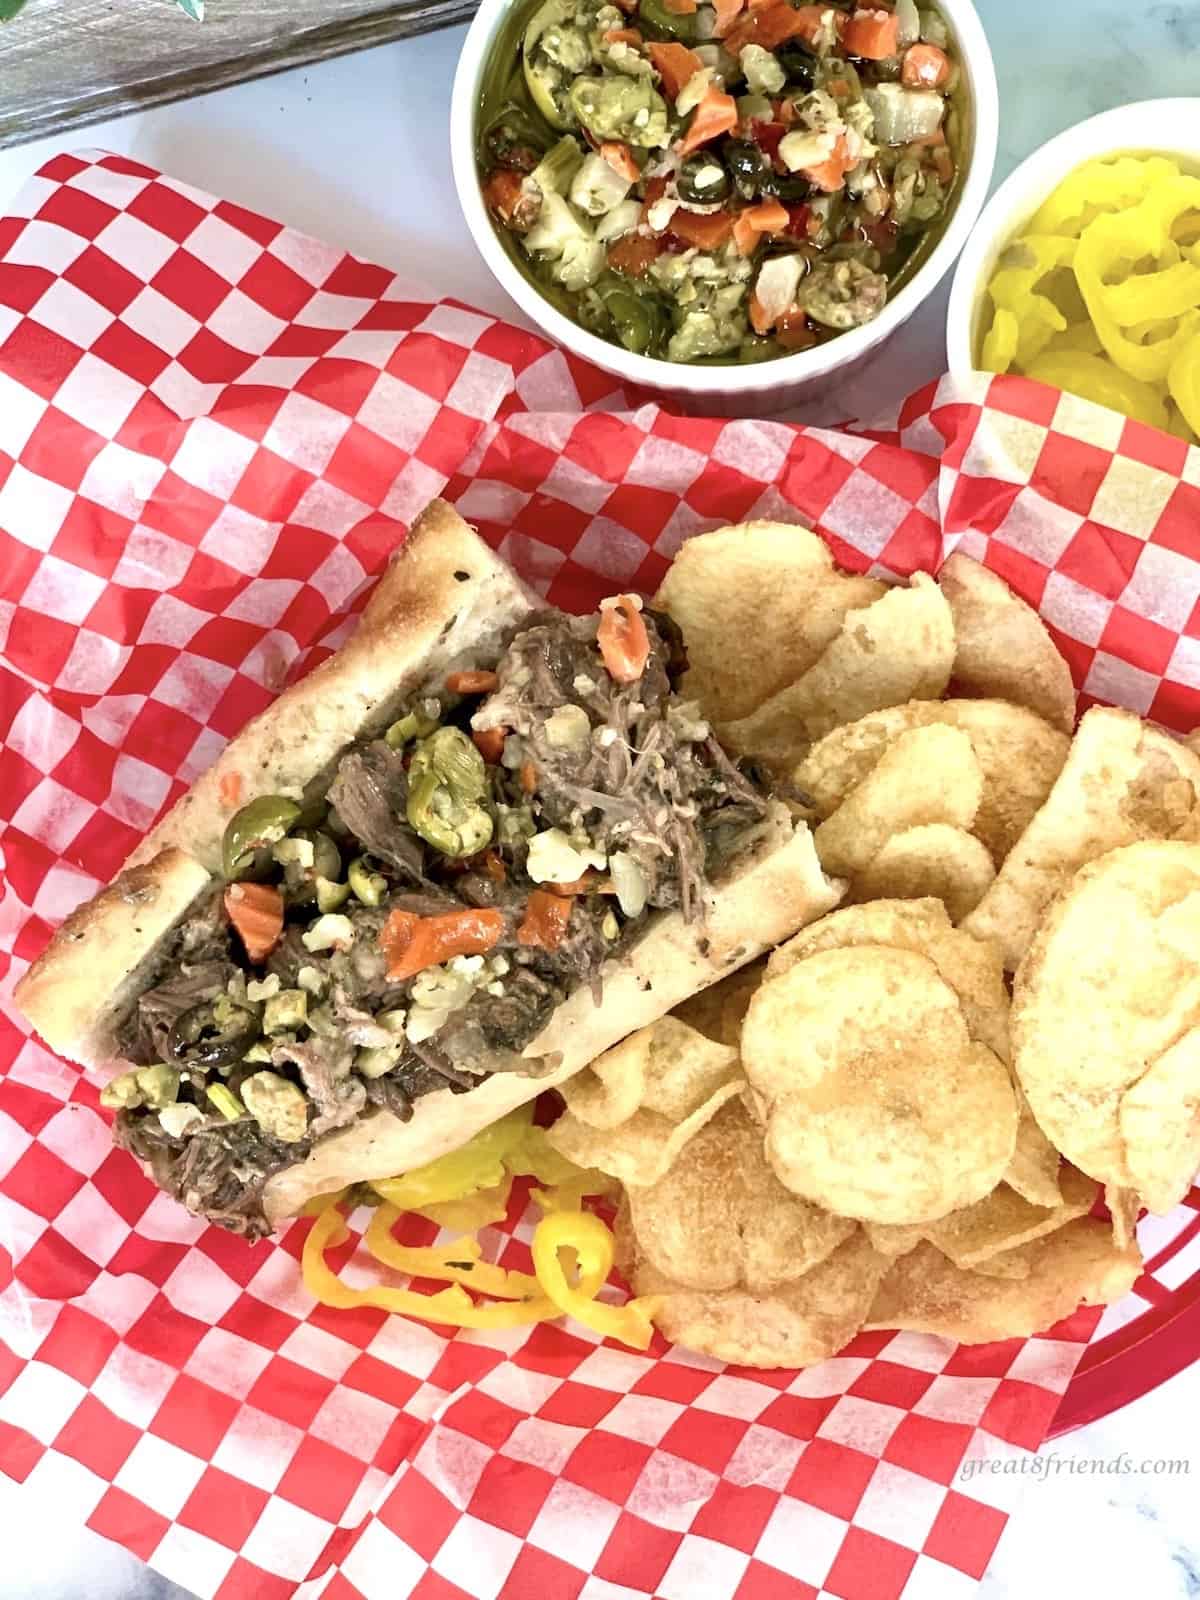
[1051,1189,1200,1434]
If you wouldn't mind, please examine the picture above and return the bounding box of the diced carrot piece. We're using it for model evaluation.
[678,85,738,156]
[774,97,796,128]
[902,40,950,87]
[646,41,703,100]
[380,907,505,981]
[732,212,761,257]
[668,209,734,250]
[472,726,508,764]
[223,882,284,964]
[711,0,745,34]
[607,233,664,277]
[599,141,641,183]
[803,132,854,193]
[597,594,651,684]
[662,0,697,12]
[842,7,899,59]
[733,197,789,256]
[446,669,498,694]
[603,26,644,43]
[517,890,574,951]
[520,760,538,794]
[219,771,242,809]
[728,2,839,52]
[747,198,790,233]
[483,169,529,228]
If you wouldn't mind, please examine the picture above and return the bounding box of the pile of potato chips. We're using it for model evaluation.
[542,522,1200,1366]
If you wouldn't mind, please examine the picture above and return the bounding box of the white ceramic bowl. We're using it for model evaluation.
[947,98,1200,378]
[451,0,999,413]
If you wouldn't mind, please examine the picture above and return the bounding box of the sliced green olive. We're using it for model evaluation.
[349,857,387,906]
[483,103,553,173]
[222,795,301,880]
[523,0,583,130]
[406,728,494,858]
[598,279,669,356]
[406,770,495,857]
[168,1001,259,1071]
[638,0,699,42]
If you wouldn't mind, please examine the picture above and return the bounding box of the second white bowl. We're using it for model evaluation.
[947,97,1200,380]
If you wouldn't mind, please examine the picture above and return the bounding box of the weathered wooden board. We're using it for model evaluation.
[0,0,476,149]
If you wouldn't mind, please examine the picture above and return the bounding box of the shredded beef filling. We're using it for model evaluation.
[111,604,771,1236]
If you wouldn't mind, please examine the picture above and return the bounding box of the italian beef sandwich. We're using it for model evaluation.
[15,500,841,1238]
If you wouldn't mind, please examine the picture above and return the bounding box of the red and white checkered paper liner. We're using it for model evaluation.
[3,151,1200,1600]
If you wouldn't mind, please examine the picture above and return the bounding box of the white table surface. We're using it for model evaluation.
[3,7,1200,1598]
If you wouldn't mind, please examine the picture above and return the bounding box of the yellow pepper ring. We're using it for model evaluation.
[531,1209,660,1350]
[303,1203,558,1329]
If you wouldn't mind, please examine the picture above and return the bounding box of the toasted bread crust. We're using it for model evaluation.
[14,848,213,1067]
[127,500,539,875]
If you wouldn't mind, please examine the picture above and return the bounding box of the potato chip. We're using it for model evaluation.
[1118,1026,1200,1215]
[560,1032,648,1130]
[742,945,1018,1224]
[1105,1183,1141,1251]
[1004,1098,1064,1209]
[547,1080,745,1189]
[863,1221,927,1258]
[813,726,983,880]
[865,1219,1141,1342]
[938,554,1076,734]
[923,1165,1098,1270]
[964,707,1200,969]
[961,1247,1032,1281]
[767,898,1011,1065]
[626,1101,855,1293]
[630,1230,890,1368]
[561,1017,739,1129]
[718,574,955,771]
[1013,840,1200,1202]
[672,960,766,1047]
[653,520,886,723]
[795,699,1069,864]
[850,823,996,922]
